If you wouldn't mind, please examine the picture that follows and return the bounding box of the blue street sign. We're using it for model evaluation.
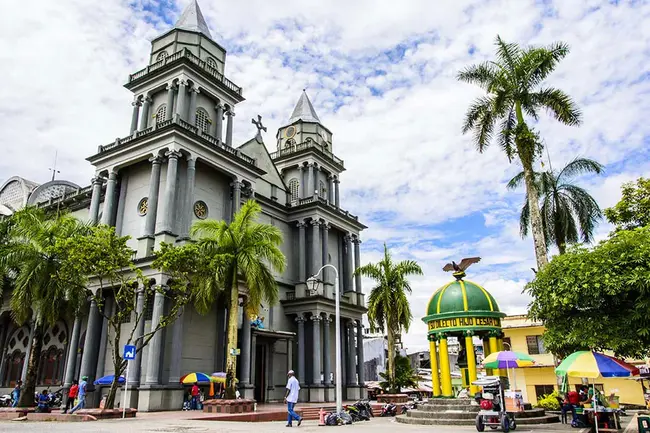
[123,345,136,361]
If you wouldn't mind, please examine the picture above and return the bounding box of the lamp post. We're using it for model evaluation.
[307,264,342,414]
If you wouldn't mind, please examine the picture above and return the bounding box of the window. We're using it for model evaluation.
[502,337,511,350]
[319,180,327,197]
[526,335,546,355]
[288,178,299,202]
[206,57,217,69]
[156,104,167,125]
[156,51,168,62]
[3,350,25,387]
[284,139,296,151]
[534,385,556,400]
[38,347,64,385]
[195,108,211,133]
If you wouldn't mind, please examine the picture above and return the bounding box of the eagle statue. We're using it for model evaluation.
[442,257,481,280]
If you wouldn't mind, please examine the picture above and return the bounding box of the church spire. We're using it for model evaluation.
[288,90,321,124]
[174,0,212,39]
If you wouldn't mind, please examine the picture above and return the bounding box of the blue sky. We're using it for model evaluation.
[1,0,649,352]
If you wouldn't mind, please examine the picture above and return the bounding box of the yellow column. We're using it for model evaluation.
[483,337,491,376]
[438,335,453,397]
[497,337,506,377]
[489,336,500,376]
[465,334,478,396]
[429,338,441,397]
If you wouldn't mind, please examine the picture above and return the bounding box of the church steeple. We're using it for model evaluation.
[288,90,321,124]
[174,0,212,38]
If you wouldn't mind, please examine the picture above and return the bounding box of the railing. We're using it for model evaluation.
[128,49,243,96]
[36,185,93,209]
[269,141,344,167]
[286,292,296,301]
[288,195,359,221]
[95,116,257,167]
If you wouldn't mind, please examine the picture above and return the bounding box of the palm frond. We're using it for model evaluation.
[522,41,570,89]
[494,35,521,77]
[529,88,582,126]
[507,171,526,190]
[557,157,604,181]
[456,62,499,90]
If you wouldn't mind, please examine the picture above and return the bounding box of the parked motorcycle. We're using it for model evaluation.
[344,404,363,422]
[353,399,374,420]
[401,401,418,414]
[0,395,11,407]
[381,402,397,417]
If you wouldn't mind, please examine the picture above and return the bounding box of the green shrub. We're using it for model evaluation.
[536,390,561,410]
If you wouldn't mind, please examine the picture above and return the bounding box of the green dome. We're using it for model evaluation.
[425,279,501,318]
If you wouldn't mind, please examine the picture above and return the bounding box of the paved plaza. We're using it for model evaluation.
[0,415,601,433]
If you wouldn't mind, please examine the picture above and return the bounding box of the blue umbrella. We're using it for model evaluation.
[94,375,126,386]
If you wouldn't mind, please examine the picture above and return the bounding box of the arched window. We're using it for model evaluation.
[195,108,211,133]
[156,51,168,62]
[156,104,167,125]
[206,57,217,69]
[36,322,67,385]
[3,351,25,387]
[288,178,299,202]
[319,180,327,198]
[284,139,296,152]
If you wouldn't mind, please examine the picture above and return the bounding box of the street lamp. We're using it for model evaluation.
[306,264,342,415]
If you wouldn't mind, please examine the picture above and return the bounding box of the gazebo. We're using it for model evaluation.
[423,264,506,397]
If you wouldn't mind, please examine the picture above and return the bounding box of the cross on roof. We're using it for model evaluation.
[251,115,267,140]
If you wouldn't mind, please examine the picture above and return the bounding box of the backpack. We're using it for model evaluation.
[325,413,340,426]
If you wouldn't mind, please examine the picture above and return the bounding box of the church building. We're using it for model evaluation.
[0,0,367,410]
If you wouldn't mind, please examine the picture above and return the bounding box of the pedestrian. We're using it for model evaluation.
[11,380,21,407]
[191,382,200,410]
[69,376,88,414]
[36,389,50,413]
[284,370,302,427]
[63,380,79,414]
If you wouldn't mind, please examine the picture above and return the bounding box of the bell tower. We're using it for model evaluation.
[272,91,345,207]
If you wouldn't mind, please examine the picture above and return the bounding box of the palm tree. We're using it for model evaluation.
[0,208,89,406]
[508,157,603,254]
[190,199,286,399]
[354,244,422,392]
[458,35,582,270]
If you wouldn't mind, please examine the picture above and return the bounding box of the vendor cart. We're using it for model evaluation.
[473,376,517,432]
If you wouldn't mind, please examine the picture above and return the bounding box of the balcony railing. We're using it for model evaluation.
[36,185,94,209]
[128,49,243,96]
[287,196,359,221]
[95,115,257,167]
[269,141,344,167]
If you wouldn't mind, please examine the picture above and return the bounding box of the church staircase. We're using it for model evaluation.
[396,398,560,426]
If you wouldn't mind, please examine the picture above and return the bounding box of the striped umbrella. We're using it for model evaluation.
[179,372,218,384]
[483,351,535,369]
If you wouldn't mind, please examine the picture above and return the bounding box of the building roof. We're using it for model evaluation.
[501,315,544,329]
[174,0,212,39]
[425,279,502,317]
[288,90,321,124]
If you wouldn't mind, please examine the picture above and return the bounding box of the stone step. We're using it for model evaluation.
[513,408,546,418]
[419,404,480,412]
[396,414,561,426]
[425,398,474,406]
[408,410,477,420]
[515,415,560,425]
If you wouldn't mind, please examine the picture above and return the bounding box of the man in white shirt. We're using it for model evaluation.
[284,370,302,427]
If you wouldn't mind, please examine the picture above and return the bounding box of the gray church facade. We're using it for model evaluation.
[0,0,367,411]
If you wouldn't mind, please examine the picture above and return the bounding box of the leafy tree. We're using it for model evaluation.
[59,225,191,409]
[379,354,420,393]
[604,177,650,231]
[0,208,90,407]
[458,35,582,269]
[189,199,286,398]
[526,226,650,359]
[508,157,603,254]
[354,244,422,393]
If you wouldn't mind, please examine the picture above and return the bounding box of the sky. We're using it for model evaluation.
[1,0,649,353]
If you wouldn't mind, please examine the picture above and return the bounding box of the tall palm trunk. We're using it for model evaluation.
[553,195,567,255]
[225,267,240,399]
[386,326,396,392]
[516,103,548,270]
[18,321,45,407]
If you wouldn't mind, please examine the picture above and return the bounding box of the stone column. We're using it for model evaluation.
[286,339,293,371]
[346,320,356,385]
[88,177,104,224]
[298,166,305,200]
[128,288,146,385]
[168,307,184,384]
[345,235,354,292]
[240,304,252,385]
[180,157,196,239]
[297,221,306,282]
[143,156,162,237]
[130,99,141,133]
[95,297,114,379]
[428,336,441,397]
[139,97,151,130]
[296,315,305,385]
[311,219,321,277]
[214,103,224,142]
[328,175,334,204]
[311,314,322,385]
[21,323,35,382]
[188,87,198,126]
[307,164,315,198]
[79,299,102,386]
[353,237,362,293]
[322,315,331,386]
[145,289,167,385]
[63,317,82,388]
[225,108,234,147]
[101,171,118,226]
[164,84,175,121]
[176,79,188,120]
[231,180,241,219]
[334,177,340,208]
[321,222,329,286]
[158,150,181,234]
[356,320,365,385]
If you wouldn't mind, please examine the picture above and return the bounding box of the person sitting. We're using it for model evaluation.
[36,389,50,413]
